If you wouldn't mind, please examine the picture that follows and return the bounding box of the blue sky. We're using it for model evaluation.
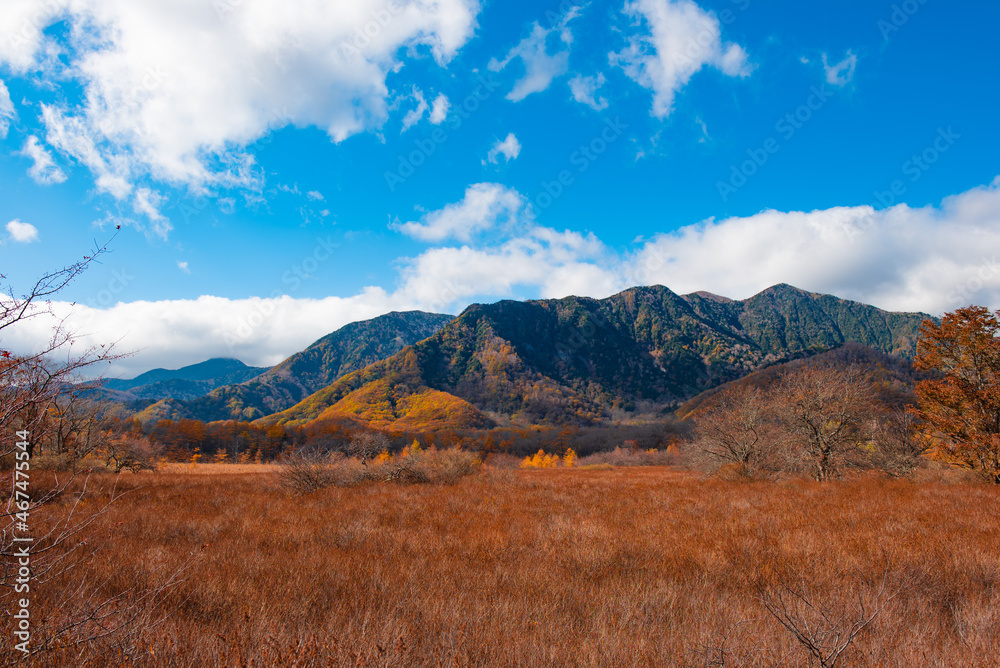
[1,0,999,376]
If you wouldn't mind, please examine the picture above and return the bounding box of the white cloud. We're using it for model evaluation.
[41,104,133,199]
[307,190,324,201]
[132,186,170,237]
[486,133,521,164]
[396,176,1000,318]
[488,8,581,102]
[628,177,1000,314]
[429,93,450,124]
[394,183,529,243]
[20,135,67,185]
[394,177,1000,316]
[9,179,1000,379]
[822,50,858,86]
[569,73,609,111]
[611,0,752,118]
[396,227,617,309]
[218,197,237,214]
[0,0,480,209]
[0,79,14,138]
[695,116,710,142]
[6,219,39,243]
[401,87,429,132]
[177,261,191,274]
[1,291,413,378]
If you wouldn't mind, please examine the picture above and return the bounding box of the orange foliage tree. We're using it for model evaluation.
[914,306,1000,483]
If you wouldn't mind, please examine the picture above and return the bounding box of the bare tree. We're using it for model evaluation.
[0,235,185,660]
[692,385,777,476]
[278,448,342,493]
[756,552,903,668]
[872,407,928,476]
[772,367,879,481]
[347,431,391,465]
[103,435,163,473]
[1,234,123,458]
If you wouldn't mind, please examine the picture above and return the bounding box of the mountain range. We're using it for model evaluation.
[257,284,931,432]
[133,311,454,423]
[99,358,269,402]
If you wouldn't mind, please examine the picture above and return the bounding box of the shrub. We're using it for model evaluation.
[373,447,481,484]
[104,436,163,473]
[278,449,344,493]
[279,446,481,493]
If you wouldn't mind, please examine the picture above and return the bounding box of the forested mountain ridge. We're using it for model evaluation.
[134,311,454,422]
[676,341,928,421]
[262,284,932,430]
[98,358,269,402]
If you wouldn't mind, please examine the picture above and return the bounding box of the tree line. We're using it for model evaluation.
[689,306,1000,484]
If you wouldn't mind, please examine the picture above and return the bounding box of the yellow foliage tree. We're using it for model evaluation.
[521,449,561,469]
[563,448,577,468]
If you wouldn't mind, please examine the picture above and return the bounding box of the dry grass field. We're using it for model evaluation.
[5,466,1000,667]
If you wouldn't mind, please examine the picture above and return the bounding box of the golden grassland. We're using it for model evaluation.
[155,463,283,475]
[5,466,1000,667]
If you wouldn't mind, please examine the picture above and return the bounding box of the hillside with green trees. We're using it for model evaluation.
[135,311,454,423]
[263,284,931,430]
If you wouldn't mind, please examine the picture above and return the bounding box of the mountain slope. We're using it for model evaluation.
[263,284,932,430]
[137,311,454,422]
[676,342,927,421]
[100,358,269,402]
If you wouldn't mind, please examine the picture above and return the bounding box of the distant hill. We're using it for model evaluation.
[261,284,932,432]
[99,358,268,402]
[676,342,927,421]
[135,311,454,422]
